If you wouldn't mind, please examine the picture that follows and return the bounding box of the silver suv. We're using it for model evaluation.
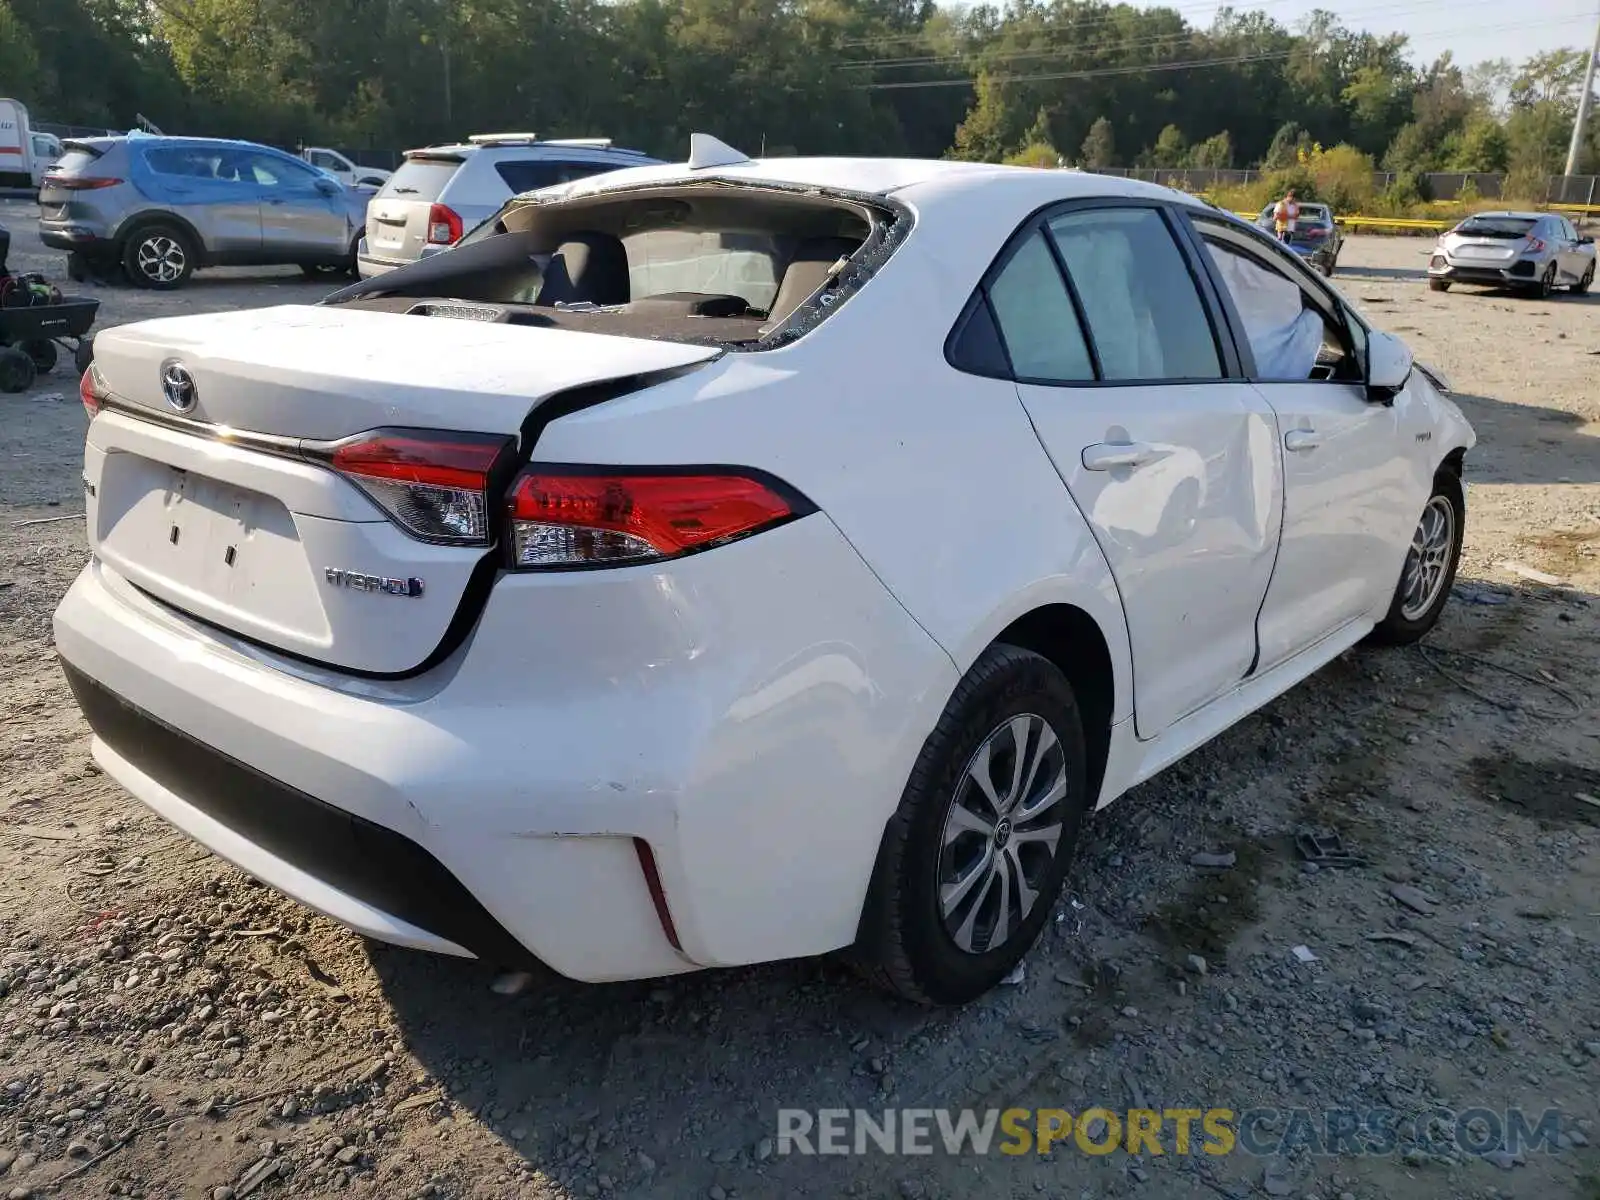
[38,135,369,289]
[357,135,660,278]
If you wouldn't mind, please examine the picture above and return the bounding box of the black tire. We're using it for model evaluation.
[1369,471,1465,647]
[1428,278,1450,292]
[122,223,196,289]
[0,347,36,393]
[66,251,90,283]
[73,336,94,375]
[1531,264,1555,299]
[854,645,1092,1005]
[299,263,346,280]
[21,340,56,374]
[1573,262,1594,294]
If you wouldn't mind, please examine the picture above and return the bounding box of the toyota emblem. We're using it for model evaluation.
[160,360,197,414]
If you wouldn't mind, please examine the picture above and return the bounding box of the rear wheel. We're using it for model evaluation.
[1531,263,1556,298]
[21,339,56,374]
[73,336,94,375]
[855,645,1091,1005]
[1428,278,1450,292]
[1369,472,1465,646]
[0,347,36,393]
[123,224,195,289]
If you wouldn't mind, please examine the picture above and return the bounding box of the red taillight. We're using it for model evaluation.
[45,175,124,190]
[326,430,510,544]
[426,204,463,245]
[1526,236,1546,253]
[505,468,806,569]
[79,367,103,418]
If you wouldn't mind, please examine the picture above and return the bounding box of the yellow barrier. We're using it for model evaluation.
[1214,201,1595,231]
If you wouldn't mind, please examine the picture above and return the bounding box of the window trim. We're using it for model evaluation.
[945,195,1243,388]
[1183,212,1364,385]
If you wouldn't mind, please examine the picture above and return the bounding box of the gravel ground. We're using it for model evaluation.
[1,198,1598,1200]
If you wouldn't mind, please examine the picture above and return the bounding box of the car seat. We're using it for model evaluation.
[760,237,858,333]
[538,233,631,306]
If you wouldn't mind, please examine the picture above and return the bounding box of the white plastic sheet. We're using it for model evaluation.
[1204,244,1324,380]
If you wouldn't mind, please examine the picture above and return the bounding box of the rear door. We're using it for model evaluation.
[248,151,351,259]
[993,201,1282,738]
[1189,216,1412,668]
[364,153,464,264]
[138,145,262,258]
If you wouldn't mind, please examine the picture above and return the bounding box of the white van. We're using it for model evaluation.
[0,99,61,189]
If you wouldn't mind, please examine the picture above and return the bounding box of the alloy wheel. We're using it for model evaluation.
[1399,496,1456,621]
[937,713,1069,955]
[135,235,187,284]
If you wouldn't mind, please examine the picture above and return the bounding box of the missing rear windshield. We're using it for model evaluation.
[329,180,908,350]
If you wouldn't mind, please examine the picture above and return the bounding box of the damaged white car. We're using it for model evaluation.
[54,136,1474,1004]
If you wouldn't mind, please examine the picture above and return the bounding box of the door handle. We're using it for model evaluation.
[1082,441,1156,471]
[266,198,286,206]
[1284,429,1321,452]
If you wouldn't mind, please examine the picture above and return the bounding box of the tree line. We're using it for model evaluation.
[2,0,1595,184]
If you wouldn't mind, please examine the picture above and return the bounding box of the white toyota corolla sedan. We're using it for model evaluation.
[54,137,1474,1005]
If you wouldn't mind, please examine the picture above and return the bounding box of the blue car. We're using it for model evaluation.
[38,134,369,288]
[1254,202,1343,276]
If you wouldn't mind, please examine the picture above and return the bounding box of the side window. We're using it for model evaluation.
[1046,208,1222,381]
[310,150,341,170]
[494,160,612,193]
[243,153,320,187]
[985,229,1094,382]
[144,147,220,179]
[1199,235,1355,382]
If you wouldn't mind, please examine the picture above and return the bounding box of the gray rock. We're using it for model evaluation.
[213,1189,236,1200]
[1186,955,1208,976]
[1191,851,1237,869]
[1482,1149,1519,1170]
[0,1151,13,1175]
[708,1148,736,1164]
[708,1187,728,1200]
[1583,1042,1600,1058]
[1568,1128,1589,1148]
[1389,885,1436,915]
[898,1182,926,1200]
[755,1138,773,1162]
[335,1146,361,1166]
[637,1152,657,1172]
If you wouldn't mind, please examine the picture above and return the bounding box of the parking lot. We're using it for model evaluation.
[1,195,1598,1200]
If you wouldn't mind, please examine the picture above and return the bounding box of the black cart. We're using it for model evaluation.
[0,296,100,392]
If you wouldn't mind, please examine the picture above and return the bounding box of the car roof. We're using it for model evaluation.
[406,139,658,160]
[71,134,291,155]
[1460,210,1542,220]
[559,155,1208,211]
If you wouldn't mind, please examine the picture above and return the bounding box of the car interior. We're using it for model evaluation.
[331,186,884,347]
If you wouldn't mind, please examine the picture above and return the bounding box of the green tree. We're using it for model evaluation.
[1150,123,1188,167]
[1188,131,1234,168]
[1080,115,1116,169]
[1263,121,1308,168]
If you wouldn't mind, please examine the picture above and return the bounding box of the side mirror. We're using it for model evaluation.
[314,176,341,196]
[1365,330,1413,404]
[1580,235,1594,246]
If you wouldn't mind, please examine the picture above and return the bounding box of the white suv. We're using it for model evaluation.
[356,135,659,278]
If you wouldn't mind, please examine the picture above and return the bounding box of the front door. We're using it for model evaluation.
[244,151,351,261]
[990,203,1283,738]
[1188,217,1413,670]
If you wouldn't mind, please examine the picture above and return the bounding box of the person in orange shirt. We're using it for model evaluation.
[1273,190,1299,241]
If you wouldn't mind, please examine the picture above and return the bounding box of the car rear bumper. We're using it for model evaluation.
[1427,256,1539,285]
[355,251,406,279]
[39,223,113,252]
[53,516,956,981]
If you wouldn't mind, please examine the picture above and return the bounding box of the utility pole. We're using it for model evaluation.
[1565,6,1600,177]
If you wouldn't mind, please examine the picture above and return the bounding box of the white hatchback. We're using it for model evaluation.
[54,140,1474,1005]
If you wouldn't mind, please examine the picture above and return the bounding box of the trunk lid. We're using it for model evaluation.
[87,304,720,674]
[365,153,464,265]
